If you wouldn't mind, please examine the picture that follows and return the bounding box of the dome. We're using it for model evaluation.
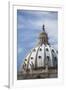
[21,25,58,72]
[22,44,57,71]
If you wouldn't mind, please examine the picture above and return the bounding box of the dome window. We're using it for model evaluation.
[54,57,57,61]
[46,48,48,51]
[47,56,49,59]
[52,49,54,52]
[31,57,33,59]
[38,56,42,59]
[39,48,42,51]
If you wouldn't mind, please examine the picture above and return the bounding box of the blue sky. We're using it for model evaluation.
[17,10,58,70]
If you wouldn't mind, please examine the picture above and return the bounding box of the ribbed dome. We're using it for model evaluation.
[23,44,57,70]
[21,25,58,72]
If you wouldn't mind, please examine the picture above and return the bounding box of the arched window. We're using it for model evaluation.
[46,48,48,51]
[38,56,42,59]
[52,49,54,52]
[47,56,49,59]
[31,57,33,59]
[39,48,42,51]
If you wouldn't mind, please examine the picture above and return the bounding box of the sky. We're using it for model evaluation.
[17,10,58,70]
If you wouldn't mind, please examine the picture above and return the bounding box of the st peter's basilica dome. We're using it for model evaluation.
[18,25,58,79]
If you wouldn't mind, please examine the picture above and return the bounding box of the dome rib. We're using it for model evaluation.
[35,45,41,69]
[46,45,53,67]
[44,44,46,67]
[26,50,33,70]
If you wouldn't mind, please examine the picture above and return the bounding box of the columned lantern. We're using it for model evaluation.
[39,25,48,45]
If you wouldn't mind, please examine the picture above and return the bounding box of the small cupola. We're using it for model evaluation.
[39,24,48,45]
